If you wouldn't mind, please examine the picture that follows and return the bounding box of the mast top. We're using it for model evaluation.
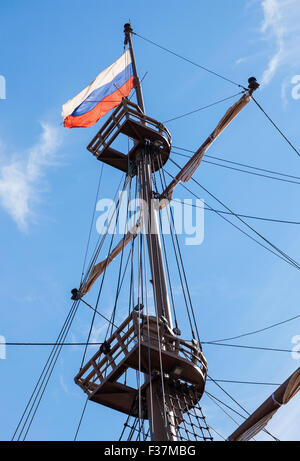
[123,22,145,116]
[124,22,133,44]
[248,76,260,94]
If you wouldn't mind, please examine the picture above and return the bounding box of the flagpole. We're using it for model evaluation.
[124,23,145,112]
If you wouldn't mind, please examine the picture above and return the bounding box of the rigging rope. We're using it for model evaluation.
[172,145,300,181]
[164,168,300,270]
[80,174,130,368]
[155,152,197,340]
[133,32,246,89]
[134,31,299,162]
[172,150,300,186]
[207,313,300,343]
[80,297,120,330]
[205,391,242,428]
[164,162,300,270]
[74,397,88,441]
[171,197,300,225]
[208,375,280,441]
[151,156,179,329]
[204,390,259,441]
[142,216,155,436]
[187,174,300,269]
[137,179,143,439]
[203,342,297,353]
[13,167,131,440]
[80,164,104,282]
[163,92,244,123]
[252,95,300,159]
[201,158,300,186]
[207,379,280,386]
[80,174,127,289]
[4,341,295,353]
[108,179,132,337]
[142,148,169,433]
[75,176,134,439]
[12,299,80,440]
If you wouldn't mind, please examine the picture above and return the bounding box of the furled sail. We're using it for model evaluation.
[227,367,300,441]
[81,218,142,295]
[161,92,252,204]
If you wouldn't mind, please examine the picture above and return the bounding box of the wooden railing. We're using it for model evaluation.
[87,99,172,157]
[75,312,207,395]
[75,312,138,394]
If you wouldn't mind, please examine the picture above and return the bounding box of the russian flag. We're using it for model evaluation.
[62,50,134,128]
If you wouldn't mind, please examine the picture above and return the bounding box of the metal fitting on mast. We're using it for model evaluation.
[248,76,260,94]
[124,22,133,45]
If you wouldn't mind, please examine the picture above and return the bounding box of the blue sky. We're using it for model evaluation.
[0,0,299,441]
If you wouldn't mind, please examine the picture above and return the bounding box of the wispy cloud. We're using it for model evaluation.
[235,56,250,66]
[0,122,62,231]
[260,0,300,85]
[59,374,70,395]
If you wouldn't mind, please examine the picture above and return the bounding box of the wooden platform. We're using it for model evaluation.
[74,312,207,417]
[87,99,172,173]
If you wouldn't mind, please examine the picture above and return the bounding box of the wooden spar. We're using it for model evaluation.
[80,81,260,295]
[228,367,300,441]
[81,219,142,296]
[160,83,259,206]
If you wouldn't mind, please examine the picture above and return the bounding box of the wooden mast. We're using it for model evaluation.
[74,26,260,442]
[124,23,176,440]
[123,23,172,327]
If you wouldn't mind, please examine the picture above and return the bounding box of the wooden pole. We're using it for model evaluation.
[124,23,173,328]
[124,23,176,440]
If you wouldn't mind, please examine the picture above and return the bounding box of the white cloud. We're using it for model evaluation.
[59,374,70,395]
[0,122,62,230]
[260,0,300,85]
[90,322,107,345]
[235,56,249,66]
